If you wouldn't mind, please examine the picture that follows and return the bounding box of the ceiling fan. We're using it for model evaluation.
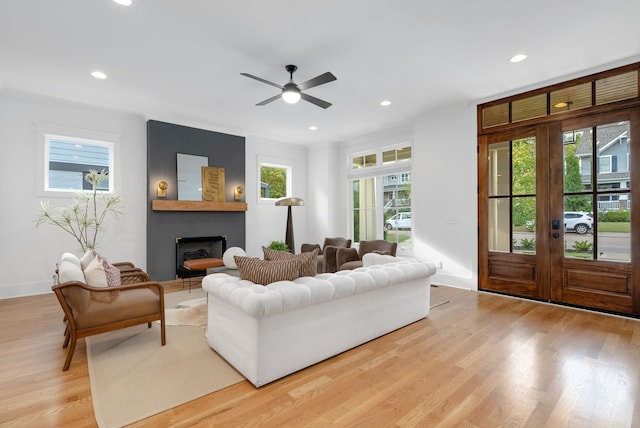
[241,65,337,109]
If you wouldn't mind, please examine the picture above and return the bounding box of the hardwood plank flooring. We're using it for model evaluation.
[2,284,640,427]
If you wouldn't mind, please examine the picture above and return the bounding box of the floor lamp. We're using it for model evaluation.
[275,197,304,253]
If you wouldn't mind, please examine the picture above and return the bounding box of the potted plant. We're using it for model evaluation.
[35,169,122,252]
[267,240,289,252]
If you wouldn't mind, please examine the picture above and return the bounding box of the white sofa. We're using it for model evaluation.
[202,258,437,387]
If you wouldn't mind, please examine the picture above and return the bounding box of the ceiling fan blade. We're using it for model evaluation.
[300,92,332,109]
[297,72,337,91]
[256,94,282,106]
[240,73,284,90]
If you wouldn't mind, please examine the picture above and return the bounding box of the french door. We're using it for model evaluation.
[479,108,640,315]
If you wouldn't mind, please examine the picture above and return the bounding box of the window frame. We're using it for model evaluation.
[37,124,118,197]
[347,142,412,250]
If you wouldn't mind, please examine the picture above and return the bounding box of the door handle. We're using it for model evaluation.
[552,232,560,238]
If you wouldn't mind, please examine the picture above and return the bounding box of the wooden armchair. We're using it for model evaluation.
[301,237,352,273]
[53,269,165,371]
[336,240,398,271]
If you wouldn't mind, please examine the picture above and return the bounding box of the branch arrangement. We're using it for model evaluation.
[35,170,122,252]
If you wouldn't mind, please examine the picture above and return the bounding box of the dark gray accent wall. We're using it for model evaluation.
[146,120,245,280]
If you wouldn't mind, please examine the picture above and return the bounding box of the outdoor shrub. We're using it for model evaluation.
[599,210,629,222]
[572,240,593,252]
[520,237,535,249]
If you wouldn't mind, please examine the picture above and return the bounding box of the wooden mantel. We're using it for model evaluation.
[151,200,247,212]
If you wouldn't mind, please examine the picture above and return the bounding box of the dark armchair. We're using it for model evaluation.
[336,240,398,271]
[301,237,352,273]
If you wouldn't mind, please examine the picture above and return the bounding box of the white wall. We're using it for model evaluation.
[323,111,478,290]
[412,102,478,289]
[0,90,147,298]
[244,135,309,257]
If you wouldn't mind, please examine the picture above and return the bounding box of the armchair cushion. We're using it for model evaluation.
[300,243,322,255]
[337,240,398,271]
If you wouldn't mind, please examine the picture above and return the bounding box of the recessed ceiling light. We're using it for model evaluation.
[510,54,527,63]
[309,126,318,131]
[380,100,391,106]
[113,0,132,5]
[91,71,107,79]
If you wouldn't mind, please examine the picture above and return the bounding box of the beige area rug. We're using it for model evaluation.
[86,288,245,428]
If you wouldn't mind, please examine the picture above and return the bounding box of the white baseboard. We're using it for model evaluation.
[0,280,53,299]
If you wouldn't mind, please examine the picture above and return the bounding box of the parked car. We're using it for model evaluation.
[564,211,593,234]
[385,212,412,230]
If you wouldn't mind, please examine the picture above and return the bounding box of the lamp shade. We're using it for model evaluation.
[275,197,304,206]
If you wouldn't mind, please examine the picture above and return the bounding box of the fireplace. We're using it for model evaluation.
[175,235,227,278]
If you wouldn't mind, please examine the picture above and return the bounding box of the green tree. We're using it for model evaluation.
[261,166,287,198]
[511,138,536,226]
[563,141,591,211]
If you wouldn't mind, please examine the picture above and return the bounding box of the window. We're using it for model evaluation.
[348,144,412,252]
[40,126,116,194]
[598,155,612,173]
[259,160,291,200]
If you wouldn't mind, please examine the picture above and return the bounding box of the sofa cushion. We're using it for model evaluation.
[262,247,319,277]
[183,257,224,271]
[234,256,302,285]
[362,253,398,267]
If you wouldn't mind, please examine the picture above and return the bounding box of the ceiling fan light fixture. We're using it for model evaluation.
[282,84,301,104]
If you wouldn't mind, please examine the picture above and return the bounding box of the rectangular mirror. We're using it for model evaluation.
[177,153,208,201]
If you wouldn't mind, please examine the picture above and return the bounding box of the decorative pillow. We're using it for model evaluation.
[223,247,247,269]
[262,247,319,277]
[61,252,82,268]
[103,258,122,287]
[58,260,85,283]
[84,255,120,303]
[80,250,96,270]
[84,255,108,287]
[234,256,301,285]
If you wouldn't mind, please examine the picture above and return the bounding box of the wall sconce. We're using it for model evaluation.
[157,181,168,198]
[234,185,244,201]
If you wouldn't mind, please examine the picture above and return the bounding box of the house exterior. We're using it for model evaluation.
[575,122,631,211]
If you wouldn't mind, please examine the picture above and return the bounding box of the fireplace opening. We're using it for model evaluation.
[175,235,227,278]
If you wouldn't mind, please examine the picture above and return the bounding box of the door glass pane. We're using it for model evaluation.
[512,137,536,195]
[597,193,630,262]
[513,196,536,254]
[563,197,593,259]
[596,121,630,188]
[488,141,510,196]
[564,127,592,193]
[489,197,510,252]
[383,173,412,252]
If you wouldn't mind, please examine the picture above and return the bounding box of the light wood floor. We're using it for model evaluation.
[2,283,640,427]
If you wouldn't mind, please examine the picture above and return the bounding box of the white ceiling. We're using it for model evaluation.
[2,1,639,144]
